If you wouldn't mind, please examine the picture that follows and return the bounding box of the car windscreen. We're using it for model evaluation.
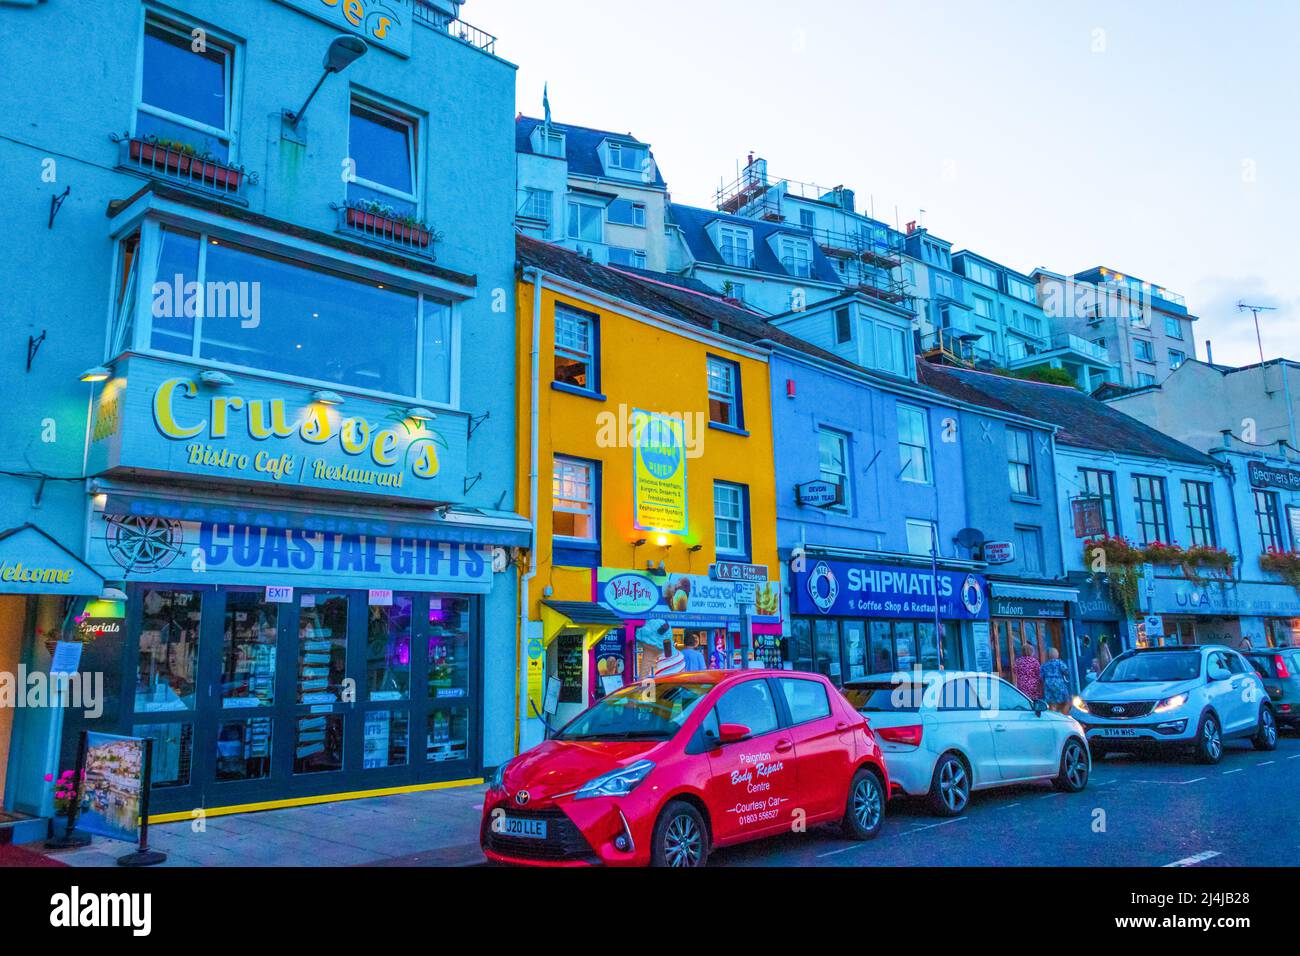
[554,681,715,741]
[843,684,921,713]
[1099,652,1201,683]
[1245,655,1276,678]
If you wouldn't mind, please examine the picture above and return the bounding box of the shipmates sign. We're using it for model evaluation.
[275,0,417,57]
[791,559,988,621]
[631,409,688,535]
[87,357,469,506]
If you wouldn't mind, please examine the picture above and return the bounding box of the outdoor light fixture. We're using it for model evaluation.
[405,406,438,423]
[312,390,345,406]
[199,370,236,387]
[287,35,369,131]
[98,585,128,602]
[78,365,111,383]
[687,544,704,553]
[656,535,670,548]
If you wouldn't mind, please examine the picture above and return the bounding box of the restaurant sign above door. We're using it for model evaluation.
[275,0,417,57]
[87,356,469,506]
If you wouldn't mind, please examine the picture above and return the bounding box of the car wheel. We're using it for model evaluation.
[1194,712,1223,765]
[1253,706,1279,752]
[1052,738,1090,792]
[841,768,885,841]
[926,753,970,817]
[651,800,709,868]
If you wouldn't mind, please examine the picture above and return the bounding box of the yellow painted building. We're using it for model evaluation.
[515,238,781,738]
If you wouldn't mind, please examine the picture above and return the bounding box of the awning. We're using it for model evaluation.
[0,524,105,596]
[540,601,623,650]
[990,581,1080,604]
[100,488,532,548]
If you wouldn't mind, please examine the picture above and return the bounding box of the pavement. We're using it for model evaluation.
[41,783,489,868]
[714,731,1300,867]
[31,733,1300,868]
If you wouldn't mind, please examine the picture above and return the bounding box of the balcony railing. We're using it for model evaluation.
[334,203,440,260]
[114,135,253,202]
[413,2,498,56]
[1008,333,1111,365]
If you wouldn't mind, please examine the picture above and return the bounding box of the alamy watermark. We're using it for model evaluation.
[153,273,261,329]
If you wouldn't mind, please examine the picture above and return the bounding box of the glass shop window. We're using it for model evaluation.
[221,592,277,708]
[135,589,202,712]
[367,597,413,701]
[428,597,472,701]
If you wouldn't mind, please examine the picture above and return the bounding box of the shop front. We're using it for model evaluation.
[986,581,1078,687]
[1146,576,1300,653]
[787,556,988,685]
[72,357,526,815]
[1067,571,1126,682]
[537,567,782,728]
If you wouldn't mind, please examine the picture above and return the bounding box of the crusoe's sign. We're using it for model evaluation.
[88,357,469,505]
[275,0,415,57]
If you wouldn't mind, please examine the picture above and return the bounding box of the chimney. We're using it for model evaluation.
[906,221,918,234]
[1206,340,1214,365]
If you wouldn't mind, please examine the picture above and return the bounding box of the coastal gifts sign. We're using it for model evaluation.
[631,410,688,535]
[275,0,416,57]
[87,356,469,506]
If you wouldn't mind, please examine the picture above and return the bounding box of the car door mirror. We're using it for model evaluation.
[718,723,751,744]
[1031,698,1048,716]
[1207,662,1231,682]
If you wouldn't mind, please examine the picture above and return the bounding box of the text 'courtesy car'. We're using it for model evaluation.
[1073,646,1278,764]
[481,670,889,867]
[842,671,1091,817]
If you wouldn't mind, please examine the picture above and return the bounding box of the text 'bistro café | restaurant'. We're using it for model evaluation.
[69,355,527,816]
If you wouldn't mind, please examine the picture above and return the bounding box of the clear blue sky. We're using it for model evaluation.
[473,0,1298,367]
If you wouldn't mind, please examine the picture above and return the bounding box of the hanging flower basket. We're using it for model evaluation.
[1261,550,1300,592]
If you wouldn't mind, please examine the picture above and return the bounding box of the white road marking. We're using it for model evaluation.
[996,803,1022,811]
[1222,768,1243,775]
[905,818,965,834]
[1257,760,1276,767]
[1176,777,1207,785]
[1163,850,1221,868]
[815,816,965,857]
[1287,754,1300,760]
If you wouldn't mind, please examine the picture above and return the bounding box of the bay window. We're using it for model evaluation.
[115,223,457,403]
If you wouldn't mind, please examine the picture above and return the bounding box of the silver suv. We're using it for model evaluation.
[1072,645,1278,763]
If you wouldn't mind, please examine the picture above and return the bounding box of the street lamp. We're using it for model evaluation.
[287,35,369,131]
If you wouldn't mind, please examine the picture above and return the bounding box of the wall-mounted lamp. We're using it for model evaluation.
[287,35,369,131]
[656,535,671,549]
[79,365,111,383]
[312,390,345,406]
[687,544,703,554]
[98,585,128,602]
[199,370,236,388]
[405,406,437,423]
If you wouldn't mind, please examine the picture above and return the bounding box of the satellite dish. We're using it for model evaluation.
[953,528,986,553]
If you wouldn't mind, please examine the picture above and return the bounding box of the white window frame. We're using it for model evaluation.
[553,456,597,543]
[567,199,604,244]
[134,13,240,159]
[1133,338,1156,363]
[554,305,597,390]
[717,225,754,269]
[347,95,421,209]
[897,404,932,484]
[707,356,741,427]
[520,188,553,227]
[818,428,850,512]
[606,141,648,174]
[1169,349,1186,370]
[714,482,747,556]
[778,236,813,278]
[608,247,648,269]
[906,519,937,557]
[120,218,460,408]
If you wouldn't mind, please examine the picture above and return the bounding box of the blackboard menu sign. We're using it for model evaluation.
[556,634,585,704]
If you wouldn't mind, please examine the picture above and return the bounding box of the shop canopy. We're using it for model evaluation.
[541,601,623,650]
[989,581,1080,604]
[0,524,105,596]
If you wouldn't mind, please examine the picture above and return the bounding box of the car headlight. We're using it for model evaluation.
[489,760,511,791]
[574,760,656,801]
[1154,693,1189,714]
[1072,696,1089,714]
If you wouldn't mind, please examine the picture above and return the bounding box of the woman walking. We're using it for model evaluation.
[1040,646,1071,713]
[1013,642,1043,701]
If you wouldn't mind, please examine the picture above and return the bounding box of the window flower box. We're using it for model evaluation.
[120,134,247,194]
[344,204,432,248]
[1261,550,1300,591]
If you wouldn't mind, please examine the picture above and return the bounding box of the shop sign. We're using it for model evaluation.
[88,357,470,506]
[631,410,688,535]
[1071,497,1105,538]
[368,589,394,606]
[595,568,779,624]
[972,622,993,673]
[990,596,1067,619]
[0,525,102,596]
[50,641,84,676]
[274,0,416,57]
[75,733,149,846]
[265,586,295,604]
[89,513,491,591]
[710,561,769,583]
[1249,460,1300,492]
[795,479,841,508]
[1143,615,1165,637]
[983,541,1015,565]
[790,559,988,621]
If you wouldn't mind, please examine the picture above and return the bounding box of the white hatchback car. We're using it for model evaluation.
[842,671,1090,817]
[1074,645,1278,763]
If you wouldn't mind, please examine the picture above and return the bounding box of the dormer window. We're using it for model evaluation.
[777,236,813,278]
[715,224,754,269]
[531,126,565,158]
[606,141,648,174]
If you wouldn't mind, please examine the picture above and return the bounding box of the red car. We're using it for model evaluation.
[481,669,889,867]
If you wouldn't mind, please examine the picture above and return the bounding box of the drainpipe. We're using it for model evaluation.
[1219,439,1246,587]
[516,268,543,756]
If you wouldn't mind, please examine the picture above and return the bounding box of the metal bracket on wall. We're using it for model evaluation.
[27,331,46,371]
[463,472,483,496]
[48,187,70,229]
[468,411,490,438]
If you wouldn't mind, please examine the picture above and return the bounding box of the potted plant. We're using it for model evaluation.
[1261,549,1300,592]
[124,134,244,191]
[343,200,433,248]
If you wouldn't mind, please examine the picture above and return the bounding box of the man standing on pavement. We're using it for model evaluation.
[681,632,708,672]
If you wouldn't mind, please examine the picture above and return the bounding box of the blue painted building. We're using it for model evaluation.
[0,0,524,829]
